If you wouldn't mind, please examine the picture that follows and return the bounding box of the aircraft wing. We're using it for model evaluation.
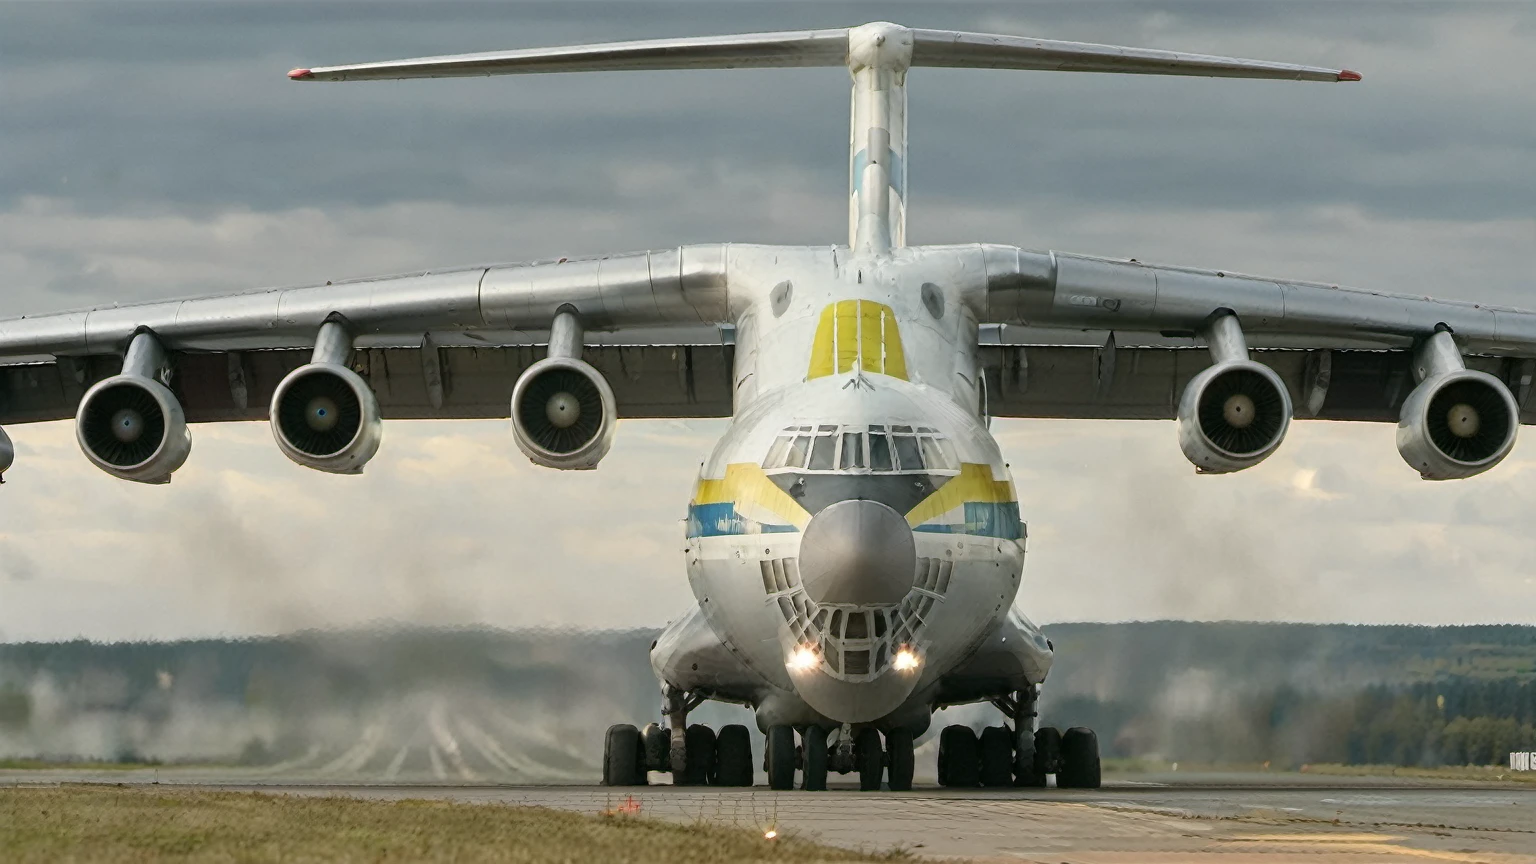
[975,245,1536,424]
[0,246,737,426]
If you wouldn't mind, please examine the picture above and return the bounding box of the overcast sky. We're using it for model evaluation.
[1,1,1534,642]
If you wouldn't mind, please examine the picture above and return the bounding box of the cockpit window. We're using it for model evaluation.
[764,424,960,473]
[868,432,893,471]
[808,431,837,470]
[839,432,865,469]
[892,434,923,471]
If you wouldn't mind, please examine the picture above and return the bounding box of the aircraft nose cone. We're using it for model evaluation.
[798,499,915,606]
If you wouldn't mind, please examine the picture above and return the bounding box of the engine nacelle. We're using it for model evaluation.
[0,425,14,481]
[1177,361,1292,473]
[270,362,382,474]
[76,374,192,483]
[511,357,617,470]
[1397,370,1517,480]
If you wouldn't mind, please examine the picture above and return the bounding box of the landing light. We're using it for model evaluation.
[893,649,921,671]
[786,645,819,671]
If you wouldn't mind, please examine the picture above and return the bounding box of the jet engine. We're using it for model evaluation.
[511,309,616,470]
[75,332,192,483]
[270,319,382,474]
[1396,330,1518,480]
[0,425,13,481]
[1177,313,1292,473]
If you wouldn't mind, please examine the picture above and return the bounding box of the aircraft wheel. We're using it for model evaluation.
[855,727,884,791]
[603,724,643,786]
[715,724,754,787]
[1034,726,1063,781]
[1013,725,1045,787]
[939,725,980,788]
[766,725,797,790]
[1059,727,1101,789]
[676,724,716,786]
[979,725,1014,787]
[801,726,829,791]
[886,728,915,792]
[641,723,669,773]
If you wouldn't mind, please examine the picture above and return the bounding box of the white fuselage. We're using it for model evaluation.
[672,246,1033,725]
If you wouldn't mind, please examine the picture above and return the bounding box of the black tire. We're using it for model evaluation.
[855,727,884,791]
[940,725,980,788]
[676,724,716,786]
[715,724,754,787]
[1013,726,1045,787]
[801,726,829,791]
[767,725,797,790]
[641,723,669,773]
[1059,727,1101,789]
[603,724,642,787]
[886,728,915,792]
[979,726,1013,787]
[1034,726,1063,779]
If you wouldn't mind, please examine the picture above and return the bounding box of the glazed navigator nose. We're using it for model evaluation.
[798,499,915,605]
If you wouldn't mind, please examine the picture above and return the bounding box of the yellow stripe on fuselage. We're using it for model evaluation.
[905,463,1017,528]
[808,300,908,380]
[693,463,812,530]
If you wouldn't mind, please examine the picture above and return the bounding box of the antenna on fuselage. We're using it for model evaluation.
[288,23,1357,255]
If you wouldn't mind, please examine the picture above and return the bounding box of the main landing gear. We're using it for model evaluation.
[935,686,1101,789]
[604,686,756,787]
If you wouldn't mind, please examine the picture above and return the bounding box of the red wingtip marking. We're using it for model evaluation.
[288,68,314,80]
[1337,69,1362,82]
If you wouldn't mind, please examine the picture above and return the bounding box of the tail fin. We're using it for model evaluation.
[289,24,1357,253]
[287,25,1358,83]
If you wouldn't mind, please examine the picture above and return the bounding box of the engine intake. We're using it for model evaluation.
[1177,314,1291,473]
[512,358,616,469]
[75,332,191,483]
[0,425,13,481]
[510,309,616,470]
[1397,371,1517,481]
[270,319,382,474]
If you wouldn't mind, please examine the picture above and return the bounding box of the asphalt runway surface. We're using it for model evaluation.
[6,769,1534,862]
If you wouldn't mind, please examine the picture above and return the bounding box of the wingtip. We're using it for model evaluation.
[288,68,315,81]
[1337,69,1362,82]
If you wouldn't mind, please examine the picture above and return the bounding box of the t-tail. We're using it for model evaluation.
[289,22,1358,256]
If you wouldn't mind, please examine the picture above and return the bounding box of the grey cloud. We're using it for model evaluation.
[3,2,1534,226]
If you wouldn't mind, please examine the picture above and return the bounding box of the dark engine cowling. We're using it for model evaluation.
[75,375,192,483]
[511,357,617,470]
[270,363,382,474]
[1396,370,1518,480]
[0,424,14,480]
[1177,361,1292,473]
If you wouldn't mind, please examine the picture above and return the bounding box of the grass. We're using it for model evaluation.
[0,786,904,864]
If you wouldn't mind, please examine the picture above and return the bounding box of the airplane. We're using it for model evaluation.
[0,21,1530,792]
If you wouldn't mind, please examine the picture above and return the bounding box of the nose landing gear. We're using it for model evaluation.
[763,723,916,790]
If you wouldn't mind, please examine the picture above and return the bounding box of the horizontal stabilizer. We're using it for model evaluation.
[909,29,1359,82]
[289,24,1358,84]
[289,29,850,81]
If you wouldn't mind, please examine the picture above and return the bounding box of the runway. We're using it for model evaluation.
[6,769,1534,862]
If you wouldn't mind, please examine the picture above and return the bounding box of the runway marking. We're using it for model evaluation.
[1227,832,1499,863]
[382,745,409,781]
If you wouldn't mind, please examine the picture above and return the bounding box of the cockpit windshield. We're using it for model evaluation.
[763,424,959,473]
